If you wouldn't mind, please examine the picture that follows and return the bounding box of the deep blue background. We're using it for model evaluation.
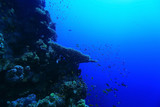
[45,0,160,107]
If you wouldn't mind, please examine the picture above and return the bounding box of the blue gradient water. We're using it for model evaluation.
[45,0,160,107]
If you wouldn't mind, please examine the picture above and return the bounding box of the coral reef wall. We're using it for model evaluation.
[0,0,94,106]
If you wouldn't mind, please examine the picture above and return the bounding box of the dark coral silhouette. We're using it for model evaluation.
[0,0,95,106]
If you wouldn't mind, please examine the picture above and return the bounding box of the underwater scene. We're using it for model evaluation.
[0,0,160,107]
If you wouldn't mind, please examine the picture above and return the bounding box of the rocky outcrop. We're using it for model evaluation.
[0,0,94,106]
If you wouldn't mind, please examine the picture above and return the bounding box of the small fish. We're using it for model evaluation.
[84,48,87,51]
[97,64,101,66]
[91,77,93,79]
[68,29,72,31]
[121,82,127,87]
[114,94,117,97]
[89,104,94,106]
[114,88,118,91]
[123,68,126,71]
[91,85,96,88]
[103,90,108,95]
[106,88,113,92]
[106,83,110,87]
[108,65,111,68]
[79,82,82,86]
[117,102,120,104]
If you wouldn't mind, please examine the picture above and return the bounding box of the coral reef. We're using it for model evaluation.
[7,94,37,107]
[0,33,5,56]
[77,99,89,107]
[0,0,94,106]
[6,65,24,82]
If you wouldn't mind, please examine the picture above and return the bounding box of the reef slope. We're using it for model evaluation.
[0,0,94,106]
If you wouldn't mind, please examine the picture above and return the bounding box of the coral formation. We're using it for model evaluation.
[7,94,37,107]
[77,99,89,107]
[0,33,5,55]
[6,65,24,82]
[0,0,94,106]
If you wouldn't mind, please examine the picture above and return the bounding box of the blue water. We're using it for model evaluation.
[45,0,160,107]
